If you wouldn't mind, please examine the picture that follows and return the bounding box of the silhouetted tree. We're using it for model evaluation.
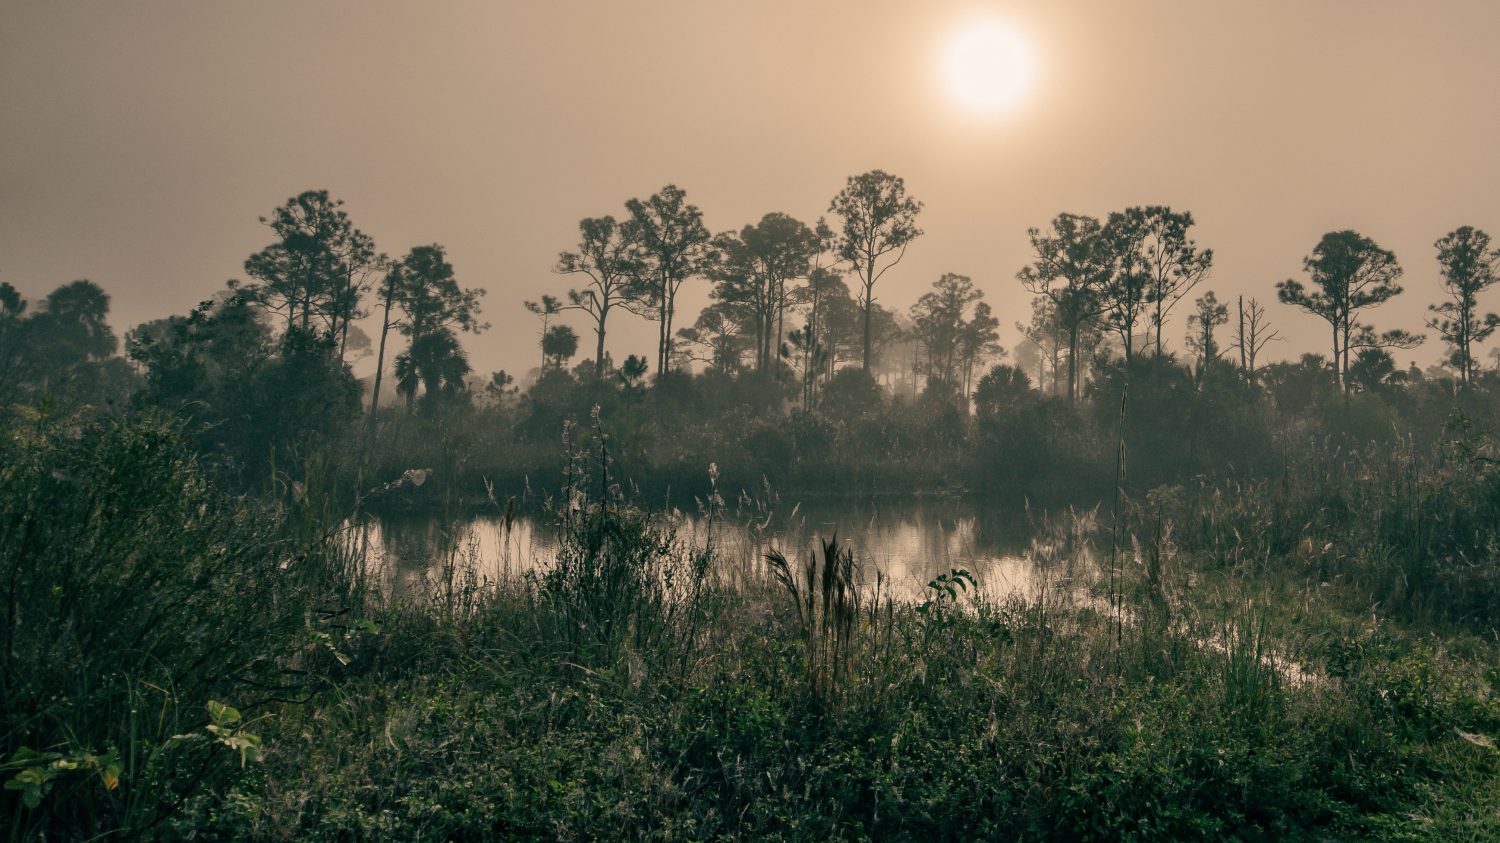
[1427,226,1500,384]
[1098,213,1152,364]
[823,294,897,376]
[1018,213,1108,402]
[0,282,26,404]
[709,212,818,373]
[973,364,1033,422]
[29,280,118,370]
[911,273,983,384]
[618,354,649,391]
[829,170,923,372]
[958,302,1003,396]
[787,326,824,409]
[1233,296,1280,382]
[378,244,484,413]
[0,282,22,320]
[484,370,516,405]
[524,295,564,372]
[1348,347,1398,393]
[556,215,635,379]
[9,280,135,410]
[790,221,840,382]
[1261,353,1336,415]
[677,301,751,373]
[541,324,579,370]
[622,185,713,379]
[1109,206,1213,355]
[130,282,357,476]
[794,261,846,404]
[1013,298,1059,396]
[391,245,485,340]
[819,366,882,417]
[243,190,378,354]
[394,328,470,410]
[1277,230,1419,392]
[1185,290,1229,373]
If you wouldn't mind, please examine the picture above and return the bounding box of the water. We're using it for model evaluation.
[349,498,1098,603]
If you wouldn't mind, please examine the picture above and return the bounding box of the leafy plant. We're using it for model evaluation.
[3,747,122,810]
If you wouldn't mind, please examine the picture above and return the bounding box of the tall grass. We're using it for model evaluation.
[764,536,870,707]
[1148,413,1500,627]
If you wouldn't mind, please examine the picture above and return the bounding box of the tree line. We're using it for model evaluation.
[3,174,1498,490]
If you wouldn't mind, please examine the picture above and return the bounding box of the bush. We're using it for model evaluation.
[0,414,364,838]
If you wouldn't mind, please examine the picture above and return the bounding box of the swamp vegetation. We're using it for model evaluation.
[3,404,1500,840]
[4,188,1500,839]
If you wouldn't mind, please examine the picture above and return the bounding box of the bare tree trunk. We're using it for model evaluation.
[1338,319,1350,393]
[1067,322,1079,404]
[862,254,875,371]
[594,296,609,379]
[368,289,394,418]
[1154,297,1165,357]
[337,265,355,362]
[1237,296,1247,370]
[663,299,675,376]
[364,287,395,459]
[775,280,786,373]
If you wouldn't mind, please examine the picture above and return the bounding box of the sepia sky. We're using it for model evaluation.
[3,0,1498,375]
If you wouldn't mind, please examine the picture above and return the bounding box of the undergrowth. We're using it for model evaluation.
[3,414,1498,840]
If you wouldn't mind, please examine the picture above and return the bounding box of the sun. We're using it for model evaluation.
[941,18,1034,117]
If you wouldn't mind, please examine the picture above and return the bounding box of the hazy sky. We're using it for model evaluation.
[4,0,1497,375]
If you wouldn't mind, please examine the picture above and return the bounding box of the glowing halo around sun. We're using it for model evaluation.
[941,19,1035,117]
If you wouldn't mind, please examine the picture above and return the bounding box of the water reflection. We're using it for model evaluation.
[351,498,1095,603]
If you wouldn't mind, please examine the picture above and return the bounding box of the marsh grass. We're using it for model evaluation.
[218,449,1495,840]
[6,413,1500,840]
[764,536,867,708]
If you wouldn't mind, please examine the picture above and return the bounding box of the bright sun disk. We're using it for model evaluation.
[942,19,1034,116]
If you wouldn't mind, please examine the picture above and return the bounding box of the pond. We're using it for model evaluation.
[348,497,1101,604]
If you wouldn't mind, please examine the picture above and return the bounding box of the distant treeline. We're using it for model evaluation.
[3,178,1498,500]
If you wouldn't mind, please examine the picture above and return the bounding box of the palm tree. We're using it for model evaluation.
[394,328,470,410]
[541,324,579,370]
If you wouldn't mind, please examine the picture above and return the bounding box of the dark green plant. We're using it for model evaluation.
[0,413,367,838]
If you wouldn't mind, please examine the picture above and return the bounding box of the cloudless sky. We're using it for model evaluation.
[3,0,1497,375]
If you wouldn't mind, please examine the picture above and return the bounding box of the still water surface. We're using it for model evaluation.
[351,498,1098,603]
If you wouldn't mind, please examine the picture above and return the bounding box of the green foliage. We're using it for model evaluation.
[20,193,1500,838]
[3,747,123,810]
[529,494,710,664]
[201,701,265,768]
[0,414,366,838]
